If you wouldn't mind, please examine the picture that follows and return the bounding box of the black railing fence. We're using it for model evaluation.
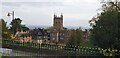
[1,39,120,57]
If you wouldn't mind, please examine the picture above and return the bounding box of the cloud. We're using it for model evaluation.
[2,0,73,2]
[1,0,101,27]
[2,2,65,8]
[0,2,2,19]
[2,2,21,7]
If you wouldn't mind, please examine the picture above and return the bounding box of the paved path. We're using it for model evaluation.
[0,48,83,58]
[0,48,66,58]
[0,48,47,56]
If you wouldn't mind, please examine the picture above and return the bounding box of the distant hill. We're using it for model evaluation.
[27,25,51,29]
[27,25,91,30]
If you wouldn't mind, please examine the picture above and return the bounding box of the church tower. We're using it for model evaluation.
[53,13,63,30]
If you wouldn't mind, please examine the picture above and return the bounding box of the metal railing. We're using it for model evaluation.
[2,39,120,56]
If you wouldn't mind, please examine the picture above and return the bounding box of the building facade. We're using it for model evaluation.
[29,28,50,43]
[50,14,70,44]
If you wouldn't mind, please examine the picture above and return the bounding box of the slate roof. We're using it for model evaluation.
[29,28,50,40]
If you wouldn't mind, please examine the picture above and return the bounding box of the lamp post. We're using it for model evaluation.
[7,11,14,20]
[7,11,15,35]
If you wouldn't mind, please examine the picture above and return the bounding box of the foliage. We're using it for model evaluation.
[89,1,120,49]
[21,25,29,32]
[65,29,83,48]
[0,19,11,39]
[9,18,29,35]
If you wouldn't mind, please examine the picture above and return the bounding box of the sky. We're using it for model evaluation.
[1,0,102,28]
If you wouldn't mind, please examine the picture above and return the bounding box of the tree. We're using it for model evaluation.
[89,0,120,49]
[0,19,11,39]
[10,18,29,35]
[21,25,29,32]
[65,29,83,48]
[10,18,22,35]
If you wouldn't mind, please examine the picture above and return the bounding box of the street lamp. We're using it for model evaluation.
[7,11,15,35]
[7,11,14,20]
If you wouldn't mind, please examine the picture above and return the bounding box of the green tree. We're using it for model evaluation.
[66,29,83,48]
[0,19,11,39]
[10,18,29,35]
[89,1,120,49]
[10,18,22,34]
[21,25,29,32]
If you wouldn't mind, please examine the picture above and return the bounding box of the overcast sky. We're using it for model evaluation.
[1,0,102,28]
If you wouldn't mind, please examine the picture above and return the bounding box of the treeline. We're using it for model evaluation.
[0,18,29,39]
[89,0,120,49]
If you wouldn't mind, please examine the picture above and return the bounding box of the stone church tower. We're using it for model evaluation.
[50,13,65,43]
[53,13,63,30]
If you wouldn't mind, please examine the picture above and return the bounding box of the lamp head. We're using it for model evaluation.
[7,13,10,16]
